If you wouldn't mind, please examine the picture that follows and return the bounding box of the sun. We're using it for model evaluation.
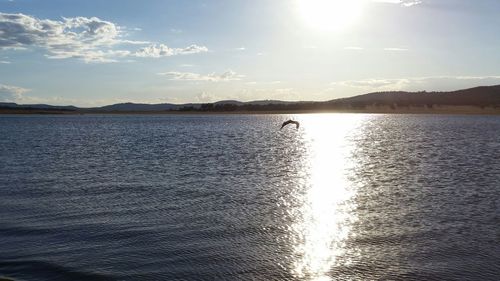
[297,0,363,32]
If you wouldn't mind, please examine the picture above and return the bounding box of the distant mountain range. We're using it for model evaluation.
[1,85,500,114]
[0,102,79,111]
[93,99,297,112]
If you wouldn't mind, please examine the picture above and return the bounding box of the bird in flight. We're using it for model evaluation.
[280,120,300,130]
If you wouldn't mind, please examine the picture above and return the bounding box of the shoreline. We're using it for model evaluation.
[1,105,500,115]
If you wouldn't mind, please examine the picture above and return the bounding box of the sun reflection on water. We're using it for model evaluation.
[288,114,363,280]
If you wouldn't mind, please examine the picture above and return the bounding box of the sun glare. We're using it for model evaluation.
[297,0,363,31]
[286,114,364,280]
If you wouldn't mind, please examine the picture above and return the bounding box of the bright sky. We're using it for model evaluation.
[1,0,500,106]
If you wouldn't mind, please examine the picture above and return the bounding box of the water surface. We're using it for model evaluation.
[1,114,499,280]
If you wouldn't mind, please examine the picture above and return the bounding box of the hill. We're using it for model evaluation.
[95,102,179,112]
[1,85,500,114]
[330,85,500,108]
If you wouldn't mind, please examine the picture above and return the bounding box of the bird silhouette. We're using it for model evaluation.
[280,120,300,130]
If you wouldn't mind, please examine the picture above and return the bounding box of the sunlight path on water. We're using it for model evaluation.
[288,114,365,280]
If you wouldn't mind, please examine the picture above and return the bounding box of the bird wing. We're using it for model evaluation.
[280,120,292,129]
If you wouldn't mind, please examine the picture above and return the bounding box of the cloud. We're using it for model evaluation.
[120,39,151,45]
[371,0,422,7]
[0,83,30,101]
[0,60,10,63]
[134,44,208,58]
[158,70,244,82]
[384,47,409,51]
[454,75,500,81]
[0,12,208,62]
[194,91,222,103]
[331,75,500,92]
[236,87,301,101]
[0,13,122,62]
[332,78,411,90]
[400,0,422,7]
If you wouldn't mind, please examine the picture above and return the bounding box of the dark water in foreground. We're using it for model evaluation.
[0,114,499,281]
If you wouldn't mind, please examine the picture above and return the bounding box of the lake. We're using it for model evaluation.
[1,114,499,280]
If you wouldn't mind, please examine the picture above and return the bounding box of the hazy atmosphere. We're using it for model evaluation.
[1,0,500,106]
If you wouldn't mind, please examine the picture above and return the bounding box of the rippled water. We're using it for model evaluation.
[1,114,499,281]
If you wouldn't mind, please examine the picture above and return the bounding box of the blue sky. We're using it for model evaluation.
[1,0,499,106]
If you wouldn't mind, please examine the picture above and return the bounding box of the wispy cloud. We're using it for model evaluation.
[120,39,151,45]
[0,60,10,64]
[371,0,423,7]
[384,47,409,51]
[243,80,282,85]
[158,70,244,82]
[401,0,422,7]
[0,83,30,101]
[134,44,208,58]
[454,75,500,81]
[0,12,208,63]
[237,87,301,101]
[332,78,410,90]
[194,91,222,103]
[331,75,500,91]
